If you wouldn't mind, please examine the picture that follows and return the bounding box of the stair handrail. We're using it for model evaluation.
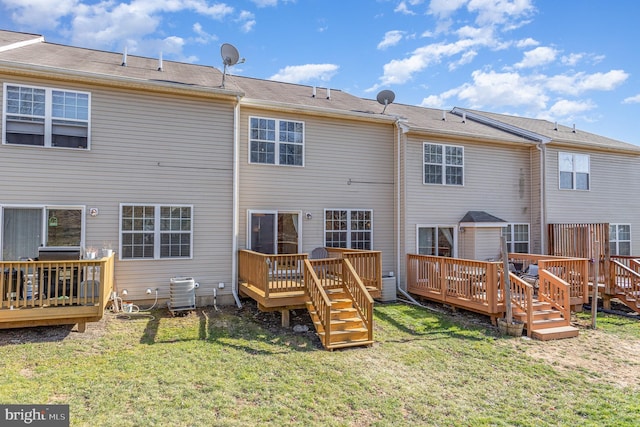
[341,259,374,342]
[537,269,570,324]
[610,260,640,309]
[303,259,332,348]
[508,273,534,337]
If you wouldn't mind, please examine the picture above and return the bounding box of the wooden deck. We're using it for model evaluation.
[237,248,382,310]
[238,249,379,350]
[407,253,584,339]
[0,254,115,332]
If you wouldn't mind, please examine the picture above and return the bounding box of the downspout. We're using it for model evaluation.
[394,119,409,293]
[536,142,547,254]
[231,95,242,308]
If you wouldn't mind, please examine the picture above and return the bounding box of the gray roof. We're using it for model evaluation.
[459,211,507,224]
[0,29,637,153]
[455,108,640,153]
[0,29,239,94]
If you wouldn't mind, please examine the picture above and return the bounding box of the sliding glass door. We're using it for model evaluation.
[249,211,300,255]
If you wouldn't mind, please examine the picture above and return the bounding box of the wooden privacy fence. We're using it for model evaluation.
[548,223,610,285]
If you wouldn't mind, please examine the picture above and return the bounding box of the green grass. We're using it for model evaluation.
[1,303,639,426]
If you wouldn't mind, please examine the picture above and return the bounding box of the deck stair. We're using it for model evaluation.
[306,287,373,350]
[512,299,579,341]
[611,259,640,315]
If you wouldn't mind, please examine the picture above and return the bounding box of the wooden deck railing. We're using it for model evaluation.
[238,250,307,298]
[325,248,382,293]
[610,260,640,301]
[538,258,589,305]
[0,254,115,330]
[342,259,374,342]
[509,254,589,305]
[308,258,343,290]
[509,273,534,337]
[537,269,571,326]
[304,259,332,348]
[407,254,503,316]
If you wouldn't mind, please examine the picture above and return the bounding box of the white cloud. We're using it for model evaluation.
[548,99,596,117]
[192,22,217,44]
[546,70,629,96]
[1,0,79,30]
[394,1,416,15]
[561,53,583,66]
[269,63,339,84]
[516,37,538,48]
[468,0,536,27]
[3,0,234,58]
[378,30,405,50]
[428,0,467,18]
[237,10,256,33]
[456,69,548,109]
[623,94,640,104]
[448,50,477,70]
[514,46,558,68]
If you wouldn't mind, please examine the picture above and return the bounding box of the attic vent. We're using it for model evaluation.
[168,276,197,313]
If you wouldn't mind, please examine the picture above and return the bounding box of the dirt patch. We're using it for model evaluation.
[0,313,109,346]
[517,315,640,389]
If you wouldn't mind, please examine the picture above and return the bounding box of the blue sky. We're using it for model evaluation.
[1,0,639,145]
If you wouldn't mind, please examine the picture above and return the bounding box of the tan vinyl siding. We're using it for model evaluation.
[403,136,532,263]
[530,146,542,254]
[545,146,640,252]
[238,106,396,273]
[0,75,235,302]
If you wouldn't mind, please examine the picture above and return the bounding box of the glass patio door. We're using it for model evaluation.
[2,208,43,260]
[249,211,300,255]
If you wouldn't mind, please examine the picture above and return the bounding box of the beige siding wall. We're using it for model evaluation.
[238,106,396,274]
[400,136,532,286]
[544,146,640,254]
[530,147,543,254]
[0,75,235,303]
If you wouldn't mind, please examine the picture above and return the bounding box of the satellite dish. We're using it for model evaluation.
[221,43,240,66]
[220,43,242,88]
[376,90,395,113]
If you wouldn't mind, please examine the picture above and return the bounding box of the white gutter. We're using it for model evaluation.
[231,96,242,308]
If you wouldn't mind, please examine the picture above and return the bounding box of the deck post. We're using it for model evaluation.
[280,309,290,328]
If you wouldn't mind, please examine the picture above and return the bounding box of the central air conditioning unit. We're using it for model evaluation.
[168,276,197,313]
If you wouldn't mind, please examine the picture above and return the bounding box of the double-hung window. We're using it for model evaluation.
[559,152,589,190]
[502,223,530,253]
[610,224,631,256]
[120,205,192,260]
[249,117,304,166]
[3,83,90,149]
[324,209,372,250]
[423,143,463,185]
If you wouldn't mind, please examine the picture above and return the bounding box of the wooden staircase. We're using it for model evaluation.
[513,298,579,341]
[306,287,373,350]
[611,259,640,315]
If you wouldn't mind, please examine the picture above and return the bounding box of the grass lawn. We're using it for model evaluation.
[1,301,638,426]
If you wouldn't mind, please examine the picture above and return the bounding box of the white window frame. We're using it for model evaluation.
[248,116,305,167]
[0,204,86,260]
[559,152,590,190]
[2,82,91,149]
[324,209,373,250]
[119,204,193,261]
[416,224,458,258]
[423,142,464,186]
[502,223,530,254]
[610,224,631,256]
[246,210,302,254]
